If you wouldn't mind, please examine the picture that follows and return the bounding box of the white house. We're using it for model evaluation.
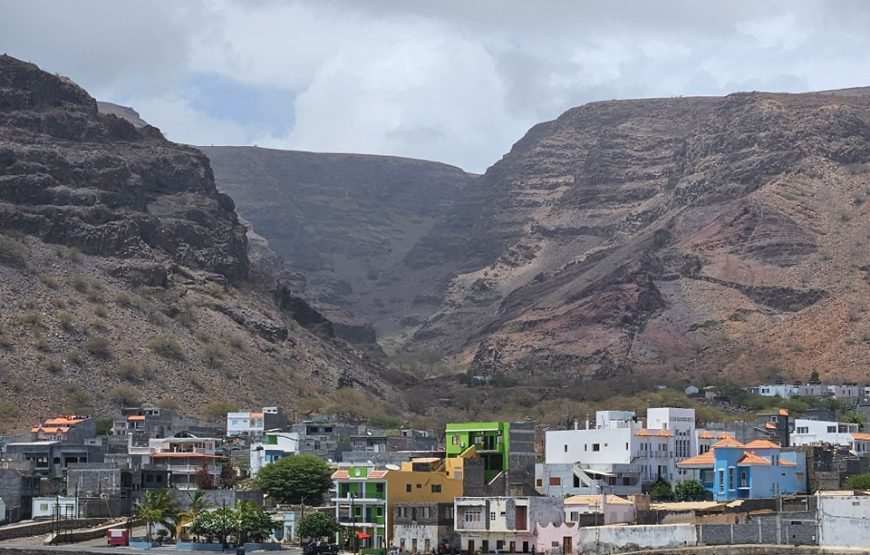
[32,496,78,519]
[227,411,265,439]
[147,437,223,489]
[790,419,859,447]
[250,431,300,477]
[538,409,685,497]
[563,494,635,525]
[0,497,6,523]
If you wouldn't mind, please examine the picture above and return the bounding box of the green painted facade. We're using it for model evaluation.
[445,422,511,482]
[334,466,388,548]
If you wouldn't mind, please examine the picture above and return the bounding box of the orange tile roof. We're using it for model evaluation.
[712,437,745,448]
[778,408,789,417]
[677,450,715,467]
[853,433,870,441]
[718,432,734,439]
[32,426,70,434]
[332,470,350,479]
[698,432,714,439]
[656,429,674,437]
[738,452,770,466]
[44,416,85,426]
[635,429,655,437]
[331,469,390,480]
[780,459,797,467]
[765,422,777,430]
[127,415,145,421]
[744,439,781,450]
[251,412,264,418]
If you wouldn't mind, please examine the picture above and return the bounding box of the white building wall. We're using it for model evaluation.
[545,429,633,465]
[32,497,78,519]
[791,419,858,446]
[647,408,696,462]
[819,494,870,547]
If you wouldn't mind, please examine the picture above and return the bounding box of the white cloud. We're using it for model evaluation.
[3,0,870,171]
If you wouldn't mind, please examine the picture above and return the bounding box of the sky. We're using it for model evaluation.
[2,0,870,172]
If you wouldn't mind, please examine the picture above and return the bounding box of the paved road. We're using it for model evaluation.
[0,541,302,553]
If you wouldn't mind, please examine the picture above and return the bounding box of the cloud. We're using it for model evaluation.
[2,0,870,171]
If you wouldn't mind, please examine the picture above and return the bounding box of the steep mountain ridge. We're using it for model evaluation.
[200,146,474,345]
[0,55,399,429]
[203,88,870,390]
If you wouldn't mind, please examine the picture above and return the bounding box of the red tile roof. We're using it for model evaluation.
[738,452,771,466]
[744,439,781,450]
[677,451,715,467]
[712,437,745,448]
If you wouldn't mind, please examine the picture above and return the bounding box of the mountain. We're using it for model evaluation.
[0,55,400,429]
[204,89,870,392]
[199,146,474,348]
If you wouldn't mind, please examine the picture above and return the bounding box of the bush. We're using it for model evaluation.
[64,389,93,414]
[16,310,45,332]
[87,317,108,332]
[56,310,76,331]
[203,400,237,422]
[0,400,19,421]
[202,344,226,368]
[147,335,185,361]
[34,336,51,352]
[107,386,142,407]
[0,234,26,267]
[66,349,83,365]
[844,473,870,490]
[39,275,60,289]
[85,336,112,358]
[0,334,12,351]
[117,360,146,381]
[203,282,224,299]
[71,275,91,293]
[227,334,244,351]
[43,358,63,373]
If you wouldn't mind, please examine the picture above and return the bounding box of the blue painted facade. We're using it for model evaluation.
[680,444,806,501]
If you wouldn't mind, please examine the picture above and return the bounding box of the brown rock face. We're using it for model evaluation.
[0,56,397,428]
[204,88,870,388]
[411,90,870,385]
[0,55,249,282]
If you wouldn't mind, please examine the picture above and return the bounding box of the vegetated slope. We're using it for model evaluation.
[406,89,870,388]
[0,55,400,430]
[200,146,473,346]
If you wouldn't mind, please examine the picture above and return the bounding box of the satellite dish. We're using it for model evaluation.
[385,464,400,471]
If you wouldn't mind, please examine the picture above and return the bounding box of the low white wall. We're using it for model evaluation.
[576,524,696,555]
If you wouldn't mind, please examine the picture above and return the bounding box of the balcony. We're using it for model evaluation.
[334,497,386,505]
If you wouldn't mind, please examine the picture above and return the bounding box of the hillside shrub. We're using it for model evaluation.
[108,386,142,407]
[147,334,185,361]
[85,336,112,358]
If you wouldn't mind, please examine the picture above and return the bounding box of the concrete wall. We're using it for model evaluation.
[575,524,696,555]
[818,494,870,547]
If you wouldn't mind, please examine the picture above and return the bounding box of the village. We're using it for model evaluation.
[2,382,870,552]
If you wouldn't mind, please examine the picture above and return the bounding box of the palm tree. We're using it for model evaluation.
[133,489,180,542]
[179,490,211,540]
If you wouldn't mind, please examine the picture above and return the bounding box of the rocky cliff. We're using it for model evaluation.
[0,55,399,429]
[205,89,870,391]
[200,146,473,346]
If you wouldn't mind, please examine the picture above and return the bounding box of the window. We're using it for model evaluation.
[377,507,383,516]
[719,469,725,493]
[728,467,735,490]
[549,477,561,486]
[592,443,600,452]
[416,483,421,489]
[584,444,588,452]
[406,484,412,493]
[564,444,568,452]
[827,426,837,433]
[490,512,496,521]
[375,483,384,494]
[431,484,441,493]
[536,479,542,487]
[452,435,459,445]
[625,442,629,450]
[796,427,808,434]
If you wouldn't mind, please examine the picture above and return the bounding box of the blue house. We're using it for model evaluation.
[678,437,806,500]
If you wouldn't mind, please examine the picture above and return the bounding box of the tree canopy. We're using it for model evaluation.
[133,489,179,541]
[845,473,870,490]
[256,454,334,504]
[298,511,342,540]
[648,478,675,501]
[674,479,707,501]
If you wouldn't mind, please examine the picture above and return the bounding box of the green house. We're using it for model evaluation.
[445,422,510,483]
[332,466,389,549]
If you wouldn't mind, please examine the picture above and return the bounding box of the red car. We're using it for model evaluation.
[106,528,129,546]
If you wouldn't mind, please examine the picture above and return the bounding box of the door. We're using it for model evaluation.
[563,536,572,555]
[509,542,515,553]
[482,540,489,553]
[468,540,475,555]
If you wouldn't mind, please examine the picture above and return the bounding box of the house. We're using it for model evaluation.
[790,419,859,447]
[30,415,95,442]
[292,417,362,461]
[685,385,700,397]
[755,409,791,447]
[227,410,265,439]
[677,438,806,500]
[250,431,299,477]
[392,502,457,553]
[0,496,5,524]
[445,421,536,496]
[332,466,390,549]
[31,496,78,519]
[3,440,105,478]
[146,437,224,489]
[454,496,563,554]
[563,494,635,525]
[537,409,691,497]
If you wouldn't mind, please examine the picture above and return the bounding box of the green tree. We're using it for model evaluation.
[133,489,179,541]
[189,508,236,544]
[674,479,707,501]
[844,473,870,490]
[648,478,675,501]
[236,500,277,544]
[297,511,341,540]
[256,454,333,504]
[809,370,821,384]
